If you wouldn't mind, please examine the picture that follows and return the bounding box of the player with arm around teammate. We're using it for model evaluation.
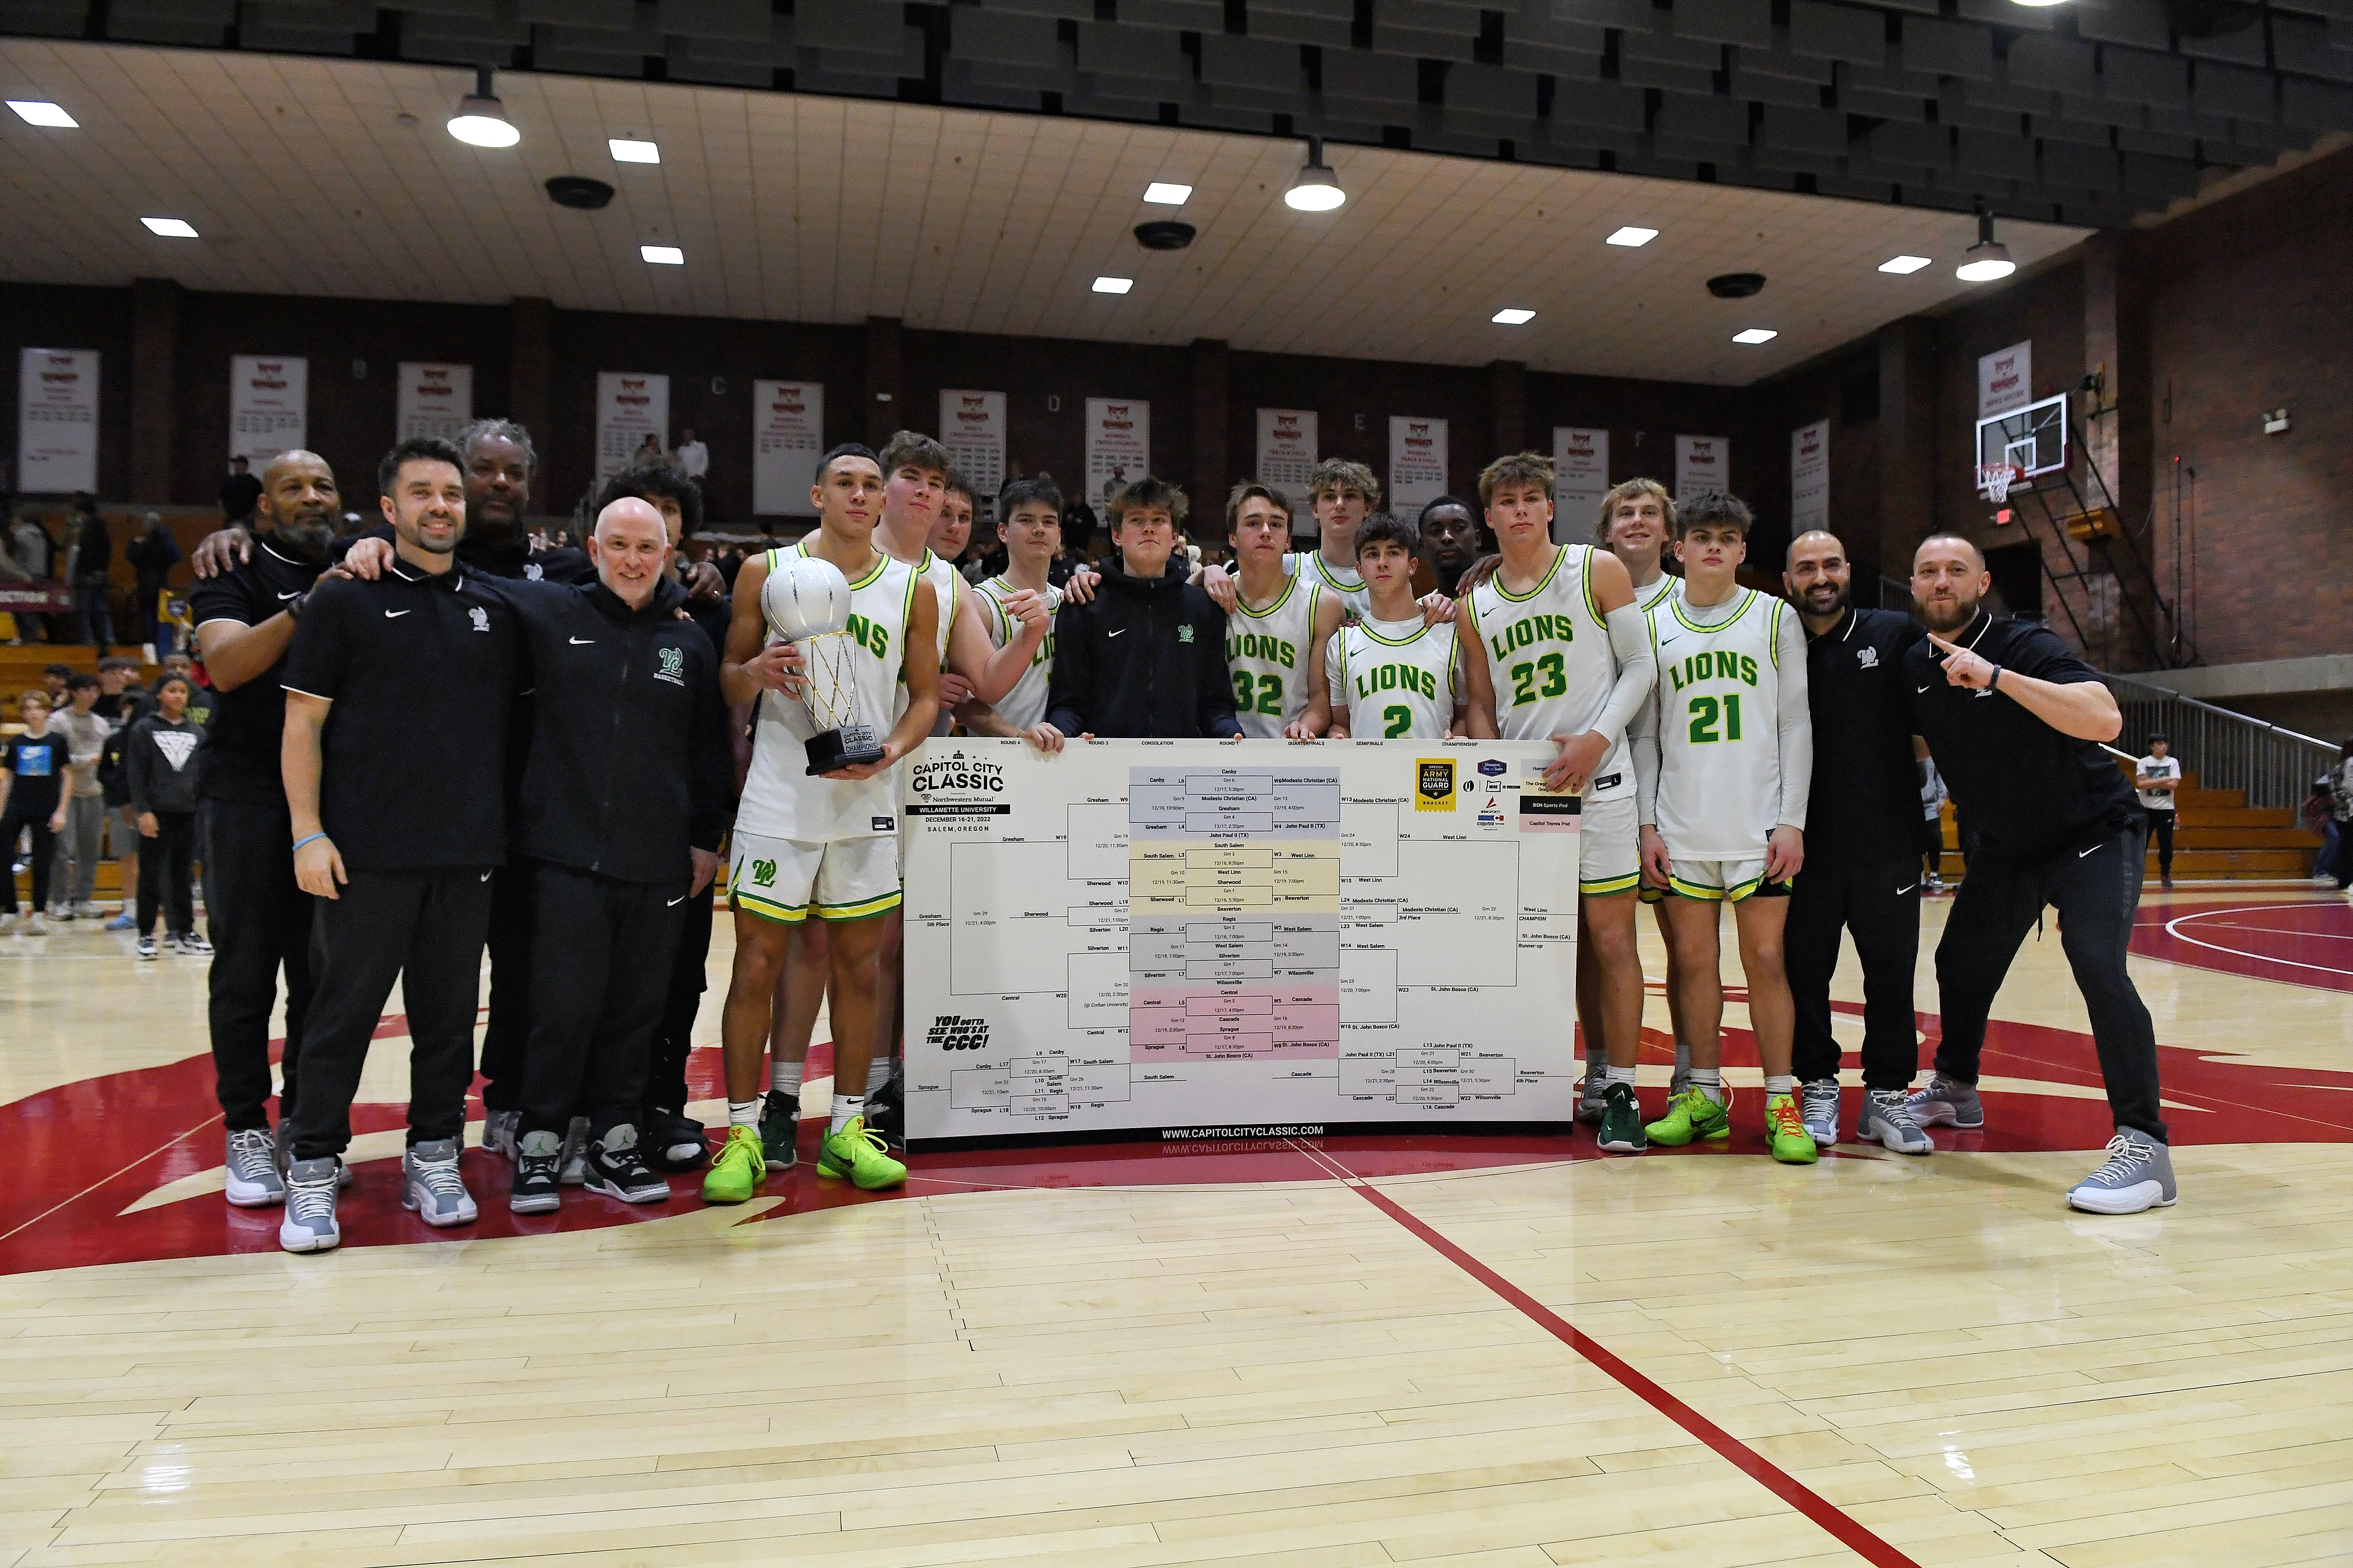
[965,473,1071,751]
[1227,483,1345,739]
[1633,491,1818,1165]
[701,444,939,1204]
[1456,452,1658,1153]
[1326,512,1464,740]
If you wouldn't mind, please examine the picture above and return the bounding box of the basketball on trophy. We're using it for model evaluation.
[759,552,886,776]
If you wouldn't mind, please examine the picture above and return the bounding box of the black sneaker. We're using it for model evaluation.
[866,1074,905,1150]
[135,934,158,960]
[644,1106,709,1172]
[581,1126,669,1204]
[509,1129,562,1215]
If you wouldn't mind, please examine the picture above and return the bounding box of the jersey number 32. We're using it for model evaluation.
[1233,670,1284,717]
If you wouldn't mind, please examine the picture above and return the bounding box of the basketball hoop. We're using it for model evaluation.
[1977,463,2024,505]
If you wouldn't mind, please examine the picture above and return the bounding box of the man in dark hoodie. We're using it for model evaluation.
[496,497,734,1215]
[1044,477,1242,741]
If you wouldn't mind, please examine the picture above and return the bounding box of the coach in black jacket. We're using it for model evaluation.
[1044,476,1242,740]
[499,498,734,1212]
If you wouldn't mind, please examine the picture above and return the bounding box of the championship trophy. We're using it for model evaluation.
[761,555,886,776]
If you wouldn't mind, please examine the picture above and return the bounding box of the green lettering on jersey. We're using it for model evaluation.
[1224,630,1298,669]
[1354,663,1437,702]
[846,612,891,661]
[1486,612,1573,665]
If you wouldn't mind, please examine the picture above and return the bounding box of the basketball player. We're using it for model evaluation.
[1903,534,2175,1213]
[702,443,939,1203]
[1633,491,1817,1165]
[1417,496,1482,596]
[1457,452,1657,1155]
[1195,458,1378,619]
[1226,483,1345,739]
[969,473,1069,747]
[1325,513,1462,740]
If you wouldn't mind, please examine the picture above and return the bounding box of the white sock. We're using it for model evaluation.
[770,1055,805,1098]
[1604,1064,1637,1087]
[1764,1074,1795,1097]
[829,1093,864,1135]
[1690,1068,1724,1104]
[728,1099,761,1129]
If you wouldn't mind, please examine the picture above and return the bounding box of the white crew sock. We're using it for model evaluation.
[1604,1064,1637,1087]
[1689,1067,1724,1105]
[728,1099,761,1129]
[1764,1074,1795,1097]
[829,1093,865,1135]
[771,1055,805,1098]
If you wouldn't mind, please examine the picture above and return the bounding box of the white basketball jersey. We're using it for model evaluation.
[739,542,918,842]
[1464,545,1632,800]
[1285,549,1371,620]
[975,575,1063,730]
[906,551,961,734]
[1648,588,1789,858]
[1329,616,1459,740]
[1637,572,1682,614]
[1225,575,1323,738]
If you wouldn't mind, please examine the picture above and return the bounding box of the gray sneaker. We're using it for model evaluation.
[1799,1079,1841,1147]
[557,1115,591,1185]
[481,1108,521,1161]
[401,1139,479,1227]
[1858,1089,1934,1155]
[1905,1074,1984,1129]
[2067,1129,2178,1214]
[1576,1072,1606,1125]
[224,1128,286,1206]
[278,1158,342,1252]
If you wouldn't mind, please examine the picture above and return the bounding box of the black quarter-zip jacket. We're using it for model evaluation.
[498,576,733,885]
[1044,558,1243,739]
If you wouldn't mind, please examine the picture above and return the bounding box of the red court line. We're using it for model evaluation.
[1300,1143,1919,1568]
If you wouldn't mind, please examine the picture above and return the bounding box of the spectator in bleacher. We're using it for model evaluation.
[8,515,56,643]
[41,663,70,705]
[124,672,208,960]
[47,674,109,920]
[126,512,183,659]
[66,497,114,653]
[2305,776,2340,888]
[94,658,142,929]
[1,689,67,936]
[218,457,263,525]
[674,427,708,485]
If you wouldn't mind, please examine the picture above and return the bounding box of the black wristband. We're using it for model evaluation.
[286,591,307,622]
[1986,662,2002,693]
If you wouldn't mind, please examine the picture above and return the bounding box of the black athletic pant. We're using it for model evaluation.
[520,862,685,1142]
[1787,853,1922,1091]
[646,881,716,1114]
[289,866,494,1162]
[1931,817,2166,1143]
[204,795,315,1132]
[0,802,54,915]
[2145,808,2175,880]
[476,853,537,1113]
[136,810,196,937]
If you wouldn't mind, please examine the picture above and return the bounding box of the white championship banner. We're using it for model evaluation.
[396,361,472,442]
[902,738,1581,1143]
[752,379,824,516]
[229,355,307,469]
[16,347,99,493]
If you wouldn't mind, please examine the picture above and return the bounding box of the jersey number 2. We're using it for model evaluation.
[1508,652,1566,708]
[1382,705,1412,739]
[1688,694,1744,743]
[1232,670,1283,717]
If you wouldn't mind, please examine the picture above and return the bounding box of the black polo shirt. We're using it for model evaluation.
[1905,609,2137,867]
[188,539,328,802]
[1804,606,1925,863]
[280,560,520,872]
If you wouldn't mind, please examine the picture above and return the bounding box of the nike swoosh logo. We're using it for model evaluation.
[1895,883,1918,896]
[569,636,594,645]
[385,609,412,619]
[276,590,300,600]
[666,894,686,907]
[1915,684,1932,693]
[2078,843,2102,858]
[1107,629,1126,638]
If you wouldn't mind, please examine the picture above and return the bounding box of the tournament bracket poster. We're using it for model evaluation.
[901,739,1580,1143]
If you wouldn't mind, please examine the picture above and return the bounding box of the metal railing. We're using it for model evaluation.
[2102,674,2337,812]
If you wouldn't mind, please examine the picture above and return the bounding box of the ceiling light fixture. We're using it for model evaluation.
[1955,202,2016,282]
[6,99,77,128]
[609,137,659,164]
[641,244,684,265]
[447,66,520,149]
[1491,308,1536,325]
[1092,276,1134,294]
[141,217,199,238]
[1143,182,1192,205]
[1284,138,1345,212]
[1879,254,1933,274]
[2009,0,2068,9]
[1606,226,1658,246]
[1732,328,1778,344]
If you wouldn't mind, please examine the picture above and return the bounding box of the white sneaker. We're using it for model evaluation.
[225,1128,286,1206]
[0,913,15,935]
[1798,1079,1841,1146]
[279,1158,342,1253]
[557,1116,591,1185]
[2067,1129,2177,1215]
[24,913,48,936]
[401,1139,479,1227]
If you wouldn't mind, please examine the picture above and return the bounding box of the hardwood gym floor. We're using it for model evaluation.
[1,886,2348,1567]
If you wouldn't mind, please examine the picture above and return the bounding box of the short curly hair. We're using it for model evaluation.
[1106,475,1190,531]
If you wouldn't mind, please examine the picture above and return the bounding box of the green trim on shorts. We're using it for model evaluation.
[1667,870,1767,902]
[813,888,902,922]
[1579,872,1642,896]
[730,887,809,925]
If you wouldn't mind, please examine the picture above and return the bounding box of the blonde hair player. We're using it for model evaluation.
[703,442,940,1205]
[1457,451,1658,1155]
[1225,482,1345,738]
[1325,512,1464,739]
[1632,489,1817,1165]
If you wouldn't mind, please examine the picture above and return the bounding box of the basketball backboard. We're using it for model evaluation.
[1976,392,2068,486]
